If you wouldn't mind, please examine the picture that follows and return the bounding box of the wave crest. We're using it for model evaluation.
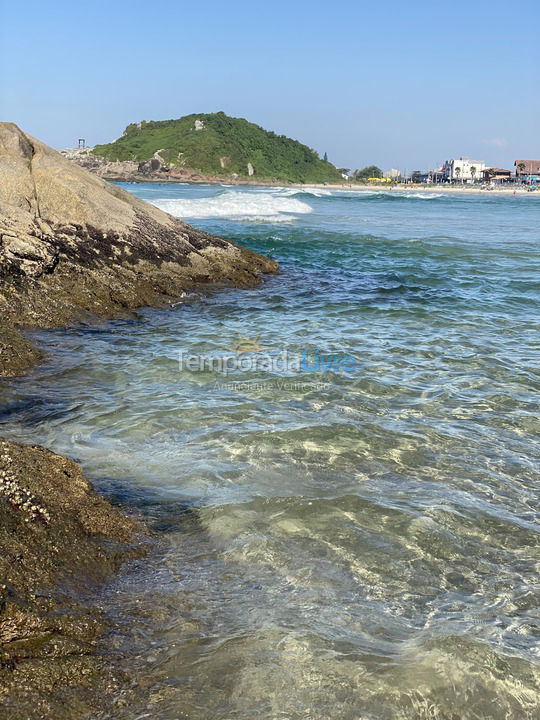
[153,190,313,222]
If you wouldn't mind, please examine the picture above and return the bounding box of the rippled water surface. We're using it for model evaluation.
[1,185,539,719]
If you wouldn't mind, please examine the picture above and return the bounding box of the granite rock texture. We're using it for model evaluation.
[0,122,277,375]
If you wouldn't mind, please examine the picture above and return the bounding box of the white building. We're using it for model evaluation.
[384,168,401,179]
[442,157,486,183]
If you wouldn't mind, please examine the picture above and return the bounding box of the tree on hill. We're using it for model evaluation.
[354,165,382,179]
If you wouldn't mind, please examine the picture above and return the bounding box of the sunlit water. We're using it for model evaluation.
[1,185,539,719]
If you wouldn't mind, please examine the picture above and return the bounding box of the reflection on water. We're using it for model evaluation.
[1,186,539,718]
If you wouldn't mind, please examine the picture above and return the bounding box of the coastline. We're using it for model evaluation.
[0,123,278,717]
[61,150,539,197]
[301,182,540,197]
[105,175,540,198]
[4,140,538,717]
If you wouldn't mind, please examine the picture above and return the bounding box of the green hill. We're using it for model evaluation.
[93,112,342,183]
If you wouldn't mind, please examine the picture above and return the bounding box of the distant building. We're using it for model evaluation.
[411,170,430,183]
[482,168,512,183]
[514,160,540,182]
[431,167,446,183]
[384,168,401,179]
[408,168,445,184]
[442,157,486,183]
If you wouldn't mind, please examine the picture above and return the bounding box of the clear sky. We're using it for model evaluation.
[1,0,539,172]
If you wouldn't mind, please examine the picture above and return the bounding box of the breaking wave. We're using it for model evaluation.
[153,189,314,222]
[329,190,444,200]
[266,187,333,198]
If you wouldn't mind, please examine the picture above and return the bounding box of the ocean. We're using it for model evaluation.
[1,184,539,719]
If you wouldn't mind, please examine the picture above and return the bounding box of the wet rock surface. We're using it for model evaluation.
[0,123,277,717]
[0,439,147,719]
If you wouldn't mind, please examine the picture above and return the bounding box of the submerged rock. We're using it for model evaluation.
[0,122,277,375]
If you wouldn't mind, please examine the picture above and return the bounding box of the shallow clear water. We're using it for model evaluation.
[1,185,539,719]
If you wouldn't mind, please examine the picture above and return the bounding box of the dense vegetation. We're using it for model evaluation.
[93,112,342,183]
[354,165,383,179]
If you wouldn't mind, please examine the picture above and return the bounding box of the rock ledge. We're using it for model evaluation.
[0,122,277,375]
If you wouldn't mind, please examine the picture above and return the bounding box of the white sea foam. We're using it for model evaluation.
[331,189,443,200]
[277,187,332,198]
[153,189,314,222]
[404,192,443,199]
[151,185,442,223]
[248,186,332,198]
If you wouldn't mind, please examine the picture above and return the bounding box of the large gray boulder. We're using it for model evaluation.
[0,123,277,374]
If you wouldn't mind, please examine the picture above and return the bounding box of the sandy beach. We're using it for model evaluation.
[117,172,540,197]
[299,182,540,197]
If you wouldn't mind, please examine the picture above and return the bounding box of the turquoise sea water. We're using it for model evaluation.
[1,185,539,719]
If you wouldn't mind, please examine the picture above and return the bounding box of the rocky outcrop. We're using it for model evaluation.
[60,148,143,181]
[61,149,236,184]
[0,123,277,716]
[0,122,277,375]
[61,148,298,186]
[0,439,146,719]
[137,156,163,174]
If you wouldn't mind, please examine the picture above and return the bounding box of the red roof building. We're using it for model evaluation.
[514,160,540,176]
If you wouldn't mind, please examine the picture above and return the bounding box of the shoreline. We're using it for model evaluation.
[0,123,278,718]
[301,182,540,197]
[60,151,538,198]
[113,175,540,198]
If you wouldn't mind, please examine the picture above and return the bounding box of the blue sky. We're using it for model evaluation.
[1,0,538,172]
